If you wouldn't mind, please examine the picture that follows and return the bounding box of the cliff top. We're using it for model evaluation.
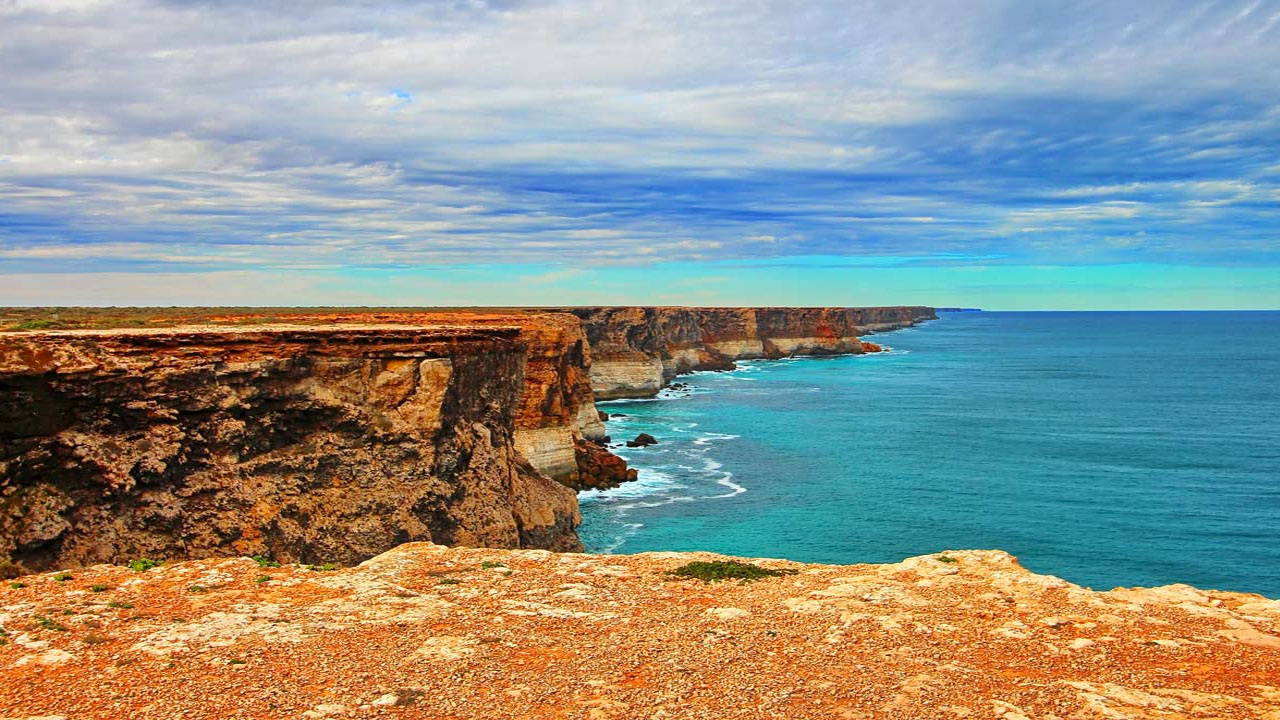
[0,306,934,333]
[2,543,1276,719]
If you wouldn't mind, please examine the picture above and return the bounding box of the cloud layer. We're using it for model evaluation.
[1,0,1278,290]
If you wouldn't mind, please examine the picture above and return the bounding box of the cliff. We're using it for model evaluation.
[0,317,622,571]
[2,543,1276,719]
[562,306,937,399]
[0,305,932,571]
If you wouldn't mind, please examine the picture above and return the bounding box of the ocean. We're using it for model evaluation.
[579,311,1280,597]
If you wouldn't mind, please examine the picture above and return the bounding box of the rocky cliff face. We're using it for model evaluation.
[0,321,610,571]
[563,306,937,399]
[0,305,933,571]
[2,543,1275,719]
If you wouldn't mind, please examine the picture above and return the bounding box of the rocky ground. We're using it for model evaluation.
[1,544,1277,719]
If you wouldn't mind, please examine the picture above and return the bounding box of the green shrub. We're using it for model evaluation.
[108,600,133,609]
[252,555,280,568]
[9,319,64,331]
[34,615,67,631]
[254,575,270,584]
[53,572,73,582]
[937,555,958,564]
[667,560,798,583]
[128,558,163,572]
[480,560,505,569]
[306,562,339,572]
[9,582,26,590]
[189,585,208,593]
[90,584,108,593]
[438,577,461,585]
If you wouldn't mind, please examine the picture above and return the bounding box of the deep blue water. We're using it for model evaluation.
[579,311,1280,597]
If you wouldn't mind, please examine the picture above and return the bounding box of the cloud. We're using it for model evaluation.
[1,0,1279,288]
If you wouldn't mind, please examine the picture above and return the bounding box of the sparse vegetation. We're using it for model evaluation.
[228,658,247,665]
[91,584,108,593]
[9,582,26,590]
[252,555,280,568]
[438,577,462,585]
[34,615,67,631]
[937,555,958,564]
[306,562,339,572]
[108,600,133,609]
[189,585,208,593]
[667,560,798,583]
[480,560,505,569]
[8,319,65,331]
[53,572,73,582]
[128,558,163,572]
[0,560,26,580]
[254,575,270,584]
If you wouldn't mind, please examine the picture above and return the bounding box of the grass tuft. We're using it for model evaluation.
[127,558,163,572]
[937,555,958,564]
[667,560,798,583]
[34,615,67,631]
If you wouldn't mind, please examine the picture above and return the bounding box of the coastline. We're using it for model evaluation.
[581,319,931,556]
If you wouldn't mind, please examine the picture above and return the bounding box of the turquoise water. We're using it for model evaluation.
[579,311,1280,597]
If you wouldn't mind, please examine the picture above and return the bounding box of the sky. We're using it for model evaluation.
[1,0,1278,309]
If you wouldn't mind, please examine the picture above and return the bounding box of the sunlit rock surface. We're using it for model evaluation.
[1,543,1276,719]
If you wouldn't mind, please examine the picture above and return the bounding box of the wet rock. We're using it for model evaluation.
[626,433,658,448]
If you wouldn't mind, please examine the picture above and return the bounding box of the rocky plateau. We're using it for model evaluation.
[0,543,1277,719]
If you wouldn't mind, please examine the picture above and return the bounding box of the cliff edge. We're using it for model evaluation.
[1,543,1276,719]
[0,319,603,571]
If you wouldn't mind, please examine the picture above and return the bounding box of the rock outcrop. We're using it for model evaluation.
[562,306,936,399]
[2,543,1276,719]
[0,320,609,571]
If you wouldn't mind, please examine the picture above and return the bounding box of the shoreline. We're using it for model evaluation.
[581,320,931,556]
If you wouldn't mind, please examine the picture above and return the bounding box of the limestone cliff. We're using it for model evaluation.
[0,322,605,571]
[562,306,937,399]
[2,543,1276,719]
[0,305,934,570]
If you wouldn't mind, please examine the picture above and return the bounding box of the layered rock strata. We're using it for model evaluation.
[0,322,613,571]
[1,543,1276,719]
[563,306,937,399]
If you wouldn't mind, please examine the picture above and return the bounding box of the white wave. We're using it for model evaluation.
[578,467,685,502]
[703,472,747,499]
[692,432,740,446]
[596,521,644,553]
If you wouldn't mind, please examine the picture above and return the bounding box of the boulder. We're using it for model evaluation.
[626,433,658,448]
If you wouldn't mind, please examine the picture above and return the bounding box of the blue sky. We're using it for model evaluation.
[1,0,1278,308]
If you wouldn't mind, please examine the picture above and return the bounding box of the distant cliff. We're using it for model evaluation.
[562,306,937,399]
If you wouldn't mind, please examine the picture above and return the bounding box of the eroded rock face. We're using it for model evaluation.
[0,324,587,570]
[563,306,937,399]
[1,543,1275,719]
